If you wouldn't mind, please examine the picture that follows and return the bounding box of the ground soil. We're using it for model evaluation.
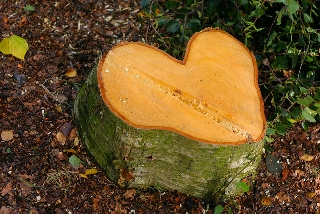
[1,1,320,213]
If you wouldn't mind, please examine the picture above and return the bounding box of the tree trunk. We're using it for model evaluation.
[73,66,264,201]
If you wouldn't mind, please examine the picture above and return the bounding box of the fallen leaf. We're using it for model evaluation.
[56,132,66,145]
[276,191,291,203]
[121,168,135,181]
[68,128,77,141]
[282,169,290,180]
[63,149,78,154]
[92,197,100,210]
[300,154,314,161]
[2,16,9,23]
[307,192,316,198]
[65,67,77,78]
[19,16,27,26]
[123,189,136,200]
[69,154,81,167]
[261,196,272,206]
[79,174,88,179]
[56,94,67,103]
[266,153,282,174]
[292,169,305,179]
[85,168,98,175]
[57,152,66,160]
[1,182,12,196]
[0,206,12,214]
[59,122,72,137]
[73,137,79,147]
[1,130,14,141]
[0,35,29,60]
[261,183,270,189]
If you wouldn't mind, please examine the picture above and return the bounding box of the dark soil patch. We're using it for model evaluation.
[1,1,320,213]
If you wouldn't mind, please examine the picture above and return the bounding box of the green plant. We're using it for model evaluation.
[24,5,35,14]
[139,0,320,143]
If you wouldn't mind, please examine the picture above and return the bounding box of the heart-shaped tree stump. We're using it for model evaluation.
[73,29,266,201]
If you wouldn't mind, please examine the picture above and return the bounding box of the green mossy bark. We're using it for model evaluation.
[73,66,264,201]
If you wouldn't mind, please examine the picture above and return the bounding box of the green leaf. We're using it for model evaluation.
[166,20,180,33]
[140,0,150,8]
[287,0,299,19]
[297,95,314,106]
[303,13,313,23]
[299,86,308,94]
[0,35,29,60]
[301,121,308,130]
[267,31,277,47]
[214,205,223,214]
[272,56,288,69]
[24,5,35,13]
[264,136,274,143]
[236,181,249,192]
[69,155,81,167]
[302,107,317,122]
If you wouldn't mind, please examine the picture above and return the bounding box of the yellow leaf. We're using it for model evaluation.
[0,35,29,60]
[307,192,316,198]
[85,168,98,175]
[1,130,14,141]
[56,132,66,145]
[300,154,314,161]
[63,149,78,154]
[65,68,77,78]
[261,196,272,206]
[79,174,88,179]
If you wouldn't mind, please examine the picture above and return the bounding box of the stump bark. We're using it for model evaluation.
[73,29,266,201]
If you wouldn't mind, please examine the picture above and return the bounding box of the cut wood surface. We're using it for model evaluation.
[97,28,266,145]
[73,28,266,200]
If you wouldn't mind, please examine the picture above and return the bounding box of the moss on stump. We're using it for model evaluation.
[73,66,264,201]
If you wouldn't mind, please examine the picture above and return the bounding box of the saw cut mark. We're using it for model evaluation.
[122,66,250,139]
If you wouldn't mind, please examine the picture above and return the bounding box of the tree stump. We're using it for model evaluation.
[73,29,266,201]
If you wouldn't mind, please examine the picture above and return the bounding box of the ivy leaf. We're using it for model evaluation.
[272,56,288,69]
[302,107,317,122]
[286,0,299,19]
[297,95,314,106]
[140,0,150,9]
[0,35,29,60]
[166,20,180,33]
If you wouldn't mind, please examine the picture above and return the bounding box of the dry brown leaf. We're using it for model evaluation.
[0,206,12,214]
[1,130,14,141]
[68,128,77,141]
[282,169,290,180]
[261,196,272,206]
[261,183,270,189]
[123,189,136,200]
[19,16,27,26]
[300,154,314,161]
[1,182,12,196]
[57,152,66,160]
[307,192,316,198]
[92,197,100,210]
[121,168,135,181]
[292,169,305,179]
[56,132,66,145]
